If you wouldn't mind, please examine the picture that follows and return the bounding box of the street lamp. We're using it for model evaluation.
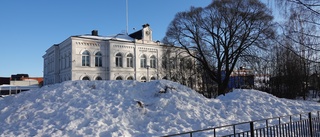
[146,65,150,82]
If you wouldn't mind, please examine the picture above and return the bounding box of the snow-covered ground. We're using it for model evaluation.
[0,80,319,137]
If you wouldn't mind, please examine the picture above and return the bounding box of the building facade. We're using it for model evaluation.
[43,24,195,85]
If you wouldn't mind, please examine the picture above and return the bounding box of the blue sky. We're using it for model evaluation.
[0,0,212,77]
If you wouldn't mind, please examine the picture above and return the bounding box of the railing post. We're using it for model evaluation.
[290,116,293,137]
[279,117,281,136]
[233,125,236,137]
[309,112,313,137]
[266,119,268,137]
[250,122,254,137]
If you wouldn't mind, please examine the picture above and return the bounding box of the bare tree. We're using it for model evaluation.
[273,0,320,99]
[276,0,320,62]
[270,39,306,99]
[163,0,275,96]
[276,0,320,15]
[160,46,197,89]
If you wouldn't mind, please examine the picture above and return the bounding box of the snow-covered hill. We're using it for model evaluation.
[0,80,319,137]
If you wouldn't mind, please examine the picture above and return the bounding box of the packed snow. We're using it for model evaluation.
[0,80,319,137]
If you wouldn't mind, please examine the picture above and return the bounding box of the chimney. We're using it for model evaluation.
[142,23,150,28]
[91,30,98,36]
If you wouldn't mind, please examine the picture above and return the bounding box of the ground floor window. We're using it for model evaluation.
[141,76,146,82]
[150,76,156,81]
[82,76,90,80]
[95,76,102,80]
[127,76,134,80]
[116,76,122,80]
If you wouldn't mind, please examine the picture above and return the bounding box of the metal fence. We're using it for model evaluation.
[162,111,320,137]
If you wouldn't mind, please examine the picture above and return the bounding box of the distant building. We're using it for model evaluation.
[228,67,255,89]
[43,24,196,86]
[0,77,10,85]
[0,74,43,86]
[11,74,29,81]
[0,74,42,95]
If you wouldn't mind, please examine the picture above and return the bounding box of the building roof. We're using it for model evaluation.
[75,33,135,42]
[128,30,143,40]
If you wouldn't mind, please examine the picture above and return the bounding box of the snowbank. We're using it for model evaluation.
[0,80,319,137]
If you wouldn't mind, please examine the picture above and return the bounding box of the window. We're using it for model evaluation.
[127,76,134,80]
[180,58,192,70]
[140,54,147,68]
[141,76,146,82]
[169,57,176,69]
[150,55,156,68]
[95,76,102,80]
[95,52,102,67]
[82,50,90,66]
[116,76,122,80]
[64,54,67,69]
[162,56,167,69]
[69,51,71,67]
[82,76,90,80]
[150,76,156,81]
[115,53,123,67]
[127,53,133,68]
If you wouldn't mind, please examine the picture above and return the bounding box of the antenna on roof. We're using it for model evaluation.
[126,0,129,35]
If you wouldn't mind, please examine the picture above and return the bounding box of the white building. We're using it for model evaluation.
[43,24,195,86]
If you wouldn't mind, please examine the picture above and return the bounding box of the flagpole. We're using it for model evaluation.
[126,0,128,35]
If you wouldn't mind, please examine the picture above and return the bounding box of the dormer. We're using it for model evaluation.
[129,23,153,43]
[142,24,152,42]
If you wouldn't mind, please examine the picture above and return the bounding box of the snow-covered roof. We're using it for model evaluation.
[75,33,135,42]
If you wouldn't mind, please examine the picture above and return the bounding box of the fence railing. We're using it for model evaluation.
[162,111,320,137]
[0,86,39,96]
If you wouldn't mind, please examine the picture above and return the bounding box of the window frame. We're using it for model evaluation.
[82,76,90,80]
[150,55,156,68]
[95,52,102,67]
[82,50,90,67]
[115,53,123,67]
[140,54,147,68]
[126,53,133,68]
[116,76,123,80]
[141,76,147,82]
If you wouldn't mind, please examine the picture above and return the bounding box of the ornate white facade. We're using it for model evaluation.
[43,24,193,85]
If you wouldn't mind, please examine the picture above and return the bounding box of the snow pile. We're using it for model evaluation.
[0,80,319,137]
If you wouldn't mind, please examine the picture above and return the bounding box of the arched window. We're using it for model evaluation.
[127,76,134,80]
[82,76,90,80]
[127,53,133,68]
[150,76,156,81]
[140,54,147,68]
[162,56,167,69]
[169,57,176,69]
[141,76,146,82]
[95,52,102,67]
[64,53,67,69]
[115,53,123,67]
[82,50,90,66]
[188,77,193,88]
[150,55,156,68]
[116,76,123,80]
[95,76,102,80]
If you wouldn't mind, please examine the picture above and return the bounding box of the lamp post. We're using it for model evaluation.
[146,65,150,82]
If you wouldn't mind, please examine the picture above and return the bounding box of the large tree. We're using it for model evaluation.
[163,0,275,96]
